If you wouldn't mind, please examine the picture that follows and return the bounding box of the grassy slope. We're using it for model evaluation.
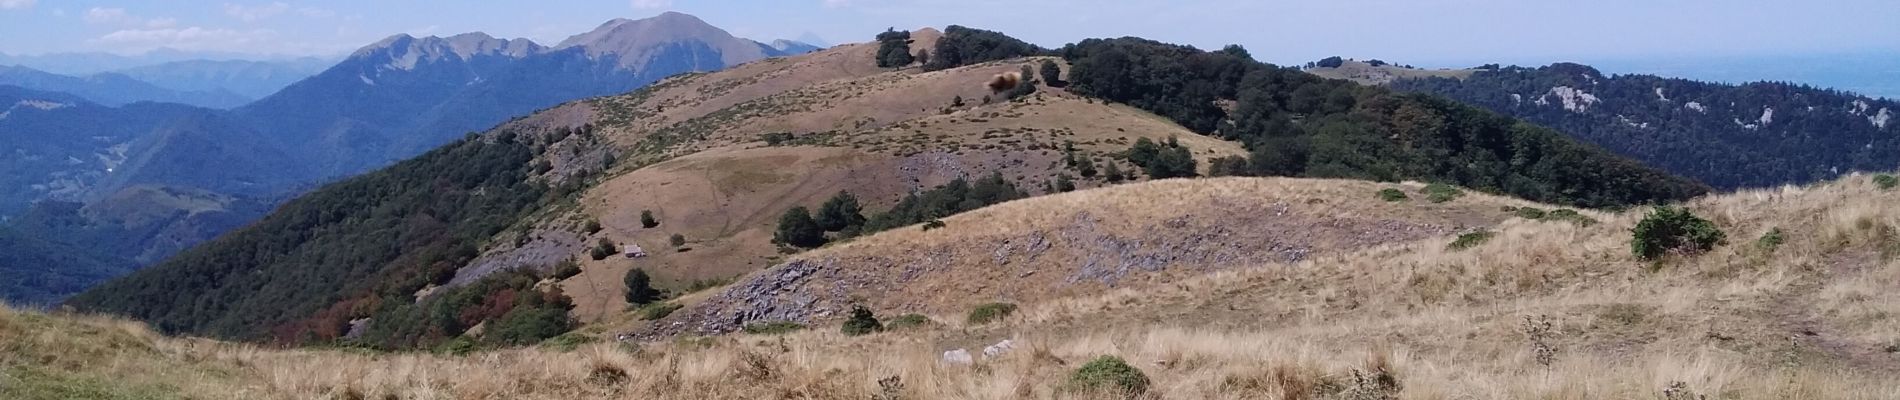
[7,173,1900,399]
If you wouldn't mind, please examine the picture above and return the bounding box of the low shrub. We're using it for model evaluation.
[1377,188,1408,202]
[1068,356,1150,397]
[435,335,478,356]
[1514,207,1547,220]
[1544,209,1598,226]
[550,259,582,279]
[743,321,807,335]
[841,306,884,336]
[1631,206,1725,260]
[1756,228,1785,252]
[1875,174,1899,190]
[1448,231,1495,250]
[967,302,1018,325]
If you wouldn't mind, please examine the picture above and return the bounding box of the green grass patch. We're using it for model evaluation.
[1544,209,1599,226]
[1,365,187,400]
[886,314,932,329]
[1422,183,1465,203]
[1514,207,1547,220]
[742,321,807,335]
[1876,174,1898,190]
[638,302,683,321]
[538,332,598,352]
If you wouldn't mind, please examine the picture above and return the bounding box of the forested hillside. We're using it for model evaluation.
[65,132,551,341]
[1392,63,1900,189]
[1057,39,1708,207]
[0,227,134,306]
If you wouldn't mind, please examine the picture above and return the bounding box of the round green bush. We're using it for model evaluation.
[1068,355,1150,397]
[1377,188,1409,202]
[1631,206,1725,260]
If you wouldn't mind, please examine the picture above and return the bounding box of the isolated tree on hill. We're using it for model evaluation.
[590,238,617,260]
[816,191,867,232]
[1316,56,1345,68]
[640,210,659,228]
[1062,141,1080,167]
[1039,59,1063,87]
[914,49,931,67]
[874,28,914,68]
[775,206,827,248]
[1055,174,1076,192]
[623,268,660,305]
[1103,162,1126,183]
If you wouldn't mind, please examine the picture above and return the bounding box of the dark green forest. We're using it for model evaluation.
[0,227,135,306]
[1390,63,1900,189]
[1058,38,1708,207]
[65,131,549,344]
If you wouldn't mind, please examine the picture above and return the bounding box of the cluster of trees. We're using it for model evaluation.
[1391,63,1900,189]
[1058,38,1707,208]
[775,174,1027,248]
[922,25,1047,71]
[1126,137,1197,179]
[357,268,575,350]
[66,132,550,343]
[874,29,914,68]
[998,65,1039,101]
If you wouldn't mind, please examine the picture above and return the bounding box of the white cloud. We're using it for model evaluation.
[91,26,278,53]
[0,0,34,11]
[145,17,178,29]
[631,0,672,9]
[223,2,289,22]
[297,7,335,18]
[84,7,138,25]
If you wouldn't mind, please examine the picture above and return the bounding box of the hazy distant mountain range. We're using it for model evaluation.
[0,12,810,305]
[0,65,253,109]
[115,58,335,100]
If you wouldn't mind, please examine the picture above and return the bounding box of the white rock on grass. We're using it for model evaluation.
[982,339,1015,359]
[942,349,974,365]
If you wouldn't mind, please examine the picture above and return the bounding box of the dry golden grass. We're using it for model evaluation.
[539,42,1243,318]
[8,173,1900,399]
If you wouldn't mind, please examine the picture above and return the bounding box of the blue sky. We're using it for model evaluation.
[1,0,1897,66]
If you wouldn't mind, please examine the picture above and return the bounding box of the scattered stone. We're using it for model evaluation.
[982,339,1015,359]
[942,349,974,365]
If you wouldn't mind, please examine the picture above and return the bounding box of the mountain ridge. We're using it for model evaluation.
[3,12,799,306]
